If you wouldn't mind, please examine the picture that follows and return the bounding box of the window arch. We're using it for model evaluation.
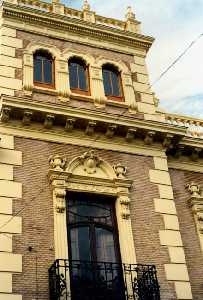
[68,57,89,95]
[102,64,123,101]
[34,50,54,88]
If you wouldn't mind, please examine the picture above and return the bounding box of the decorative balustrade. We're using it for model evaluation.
[49,259,160,300]
[4,0,139,33]
[165,113,203,139]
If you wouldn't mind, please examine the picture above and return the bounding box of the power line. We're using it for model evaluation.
[149,33,203,89]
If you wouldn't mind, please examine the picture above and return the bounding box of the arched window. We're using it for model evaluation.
[34,50,54,88]
[68,57,89,95]
[102,64,123,101]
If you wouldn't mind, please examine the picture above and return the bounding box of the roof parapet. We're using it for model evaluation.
[2,0,142,34]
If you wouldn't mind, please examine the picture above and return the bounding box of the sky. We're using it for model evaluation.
[66,0,203,118]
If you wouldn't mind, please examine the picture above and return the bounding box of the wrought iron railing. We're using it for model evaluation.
[49,259,160,300]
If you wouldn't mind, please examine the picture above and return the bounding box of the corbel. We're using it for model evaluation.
[174,145,185,159]
[162,134,174,149]
[190,147,202,162]
[106,124,117,138]
[65,118,76,132]
[44,114,55,129]
[22,110,33,126]
[0,107,11,123]
[85,120,97,136]
[144,131,156,145]
[126,128,137,143]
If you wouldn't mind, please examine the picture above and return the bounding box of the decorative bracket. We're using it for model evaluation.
[54,187,66,213]
[186,182,203,233]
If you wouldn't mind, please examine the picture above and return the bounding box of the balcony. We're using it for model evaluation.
[49,259,160,300]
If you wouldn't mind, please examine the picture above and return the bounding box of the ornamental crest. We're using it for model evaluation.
[79,150,102,174]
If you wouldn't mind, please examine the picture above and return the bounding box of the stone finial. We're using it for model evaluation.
[114,164,127,179]
[126,6,135,20]
[186,182,201,198]
[83,0,90,11]
[49,155,66,171]
[52,0,60,3]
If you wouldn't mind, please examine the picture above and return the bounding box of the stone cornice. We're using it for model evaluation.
[1,95,203,159]
[1,95,187,136]
[1,2,154,51]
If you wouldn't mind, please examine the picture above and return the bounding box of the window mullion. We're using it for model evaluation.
[110,71,113,96]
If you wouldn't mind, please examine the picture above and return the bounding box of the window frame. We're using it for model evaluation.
[66,192,122,264]
[33,50,55,89]
[68,57,90,96]
[102,65,124,102]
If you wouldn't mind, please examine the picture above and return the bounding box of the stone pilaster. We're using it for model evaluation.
[149,156,193,299]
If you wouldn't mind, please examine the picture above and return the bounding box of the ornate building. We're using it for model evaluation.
[0,0,203,299]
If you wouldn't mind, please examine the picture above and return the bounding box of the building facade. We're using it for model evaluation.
[0,0,203,299]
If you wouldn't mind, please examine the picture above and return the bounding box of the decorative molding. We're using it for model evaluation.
[186,183,203,252]
[1,2,154,52]
[48,151,136,266]
[168,160,203,173]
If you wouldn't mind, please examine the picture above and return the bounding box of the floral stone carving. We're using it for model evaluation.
[80,151,102,174]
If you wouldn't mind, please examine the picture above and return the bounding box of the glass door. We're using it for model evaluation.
[67,192,125,300]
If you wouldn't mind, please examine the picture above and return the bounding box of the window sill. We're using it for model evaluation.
[33,87,58,96]
[106,99,128,109]
[70,92,94,103]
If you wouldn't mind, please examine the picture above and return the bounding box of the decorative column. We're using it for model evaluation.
[123,72,137,113]
[114,164,136,265]
[49,155,68,259]
[91,66,106,107]
[23,52,33,95]
[55,59,70,100]
[186,182,203,252]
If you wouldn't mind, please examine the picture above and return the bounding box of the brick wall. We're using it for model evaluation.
[13,137,174,299]
[170,169,203,300]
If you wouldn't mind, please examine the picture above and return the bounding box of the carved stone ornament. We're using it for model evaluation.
[114,164,127,179]
[49,155,66,171]
[0,107,11,123]
[118,195,130,219]
[54,188,66,213]
[186,182,203,234]
[48,151,132,219]
[80,150,101,174]
[186,182,201,198]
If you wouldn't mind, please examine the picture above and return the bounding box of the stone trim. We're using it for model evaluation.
[186,183,203,253]
[48,151,137,294]
[0,125,166,158]
[0,133,22,299]
[150,156,193,299]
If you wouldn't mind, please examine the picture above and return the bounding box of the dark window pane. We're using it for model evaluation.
[96,227,116,263]
[111,71,120,97]
[44,59,53,84]
[69,63,78,89]
[78,64,87,90]
[103,70,112,96]
[34,58,42,82]
[70,227,91,261]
